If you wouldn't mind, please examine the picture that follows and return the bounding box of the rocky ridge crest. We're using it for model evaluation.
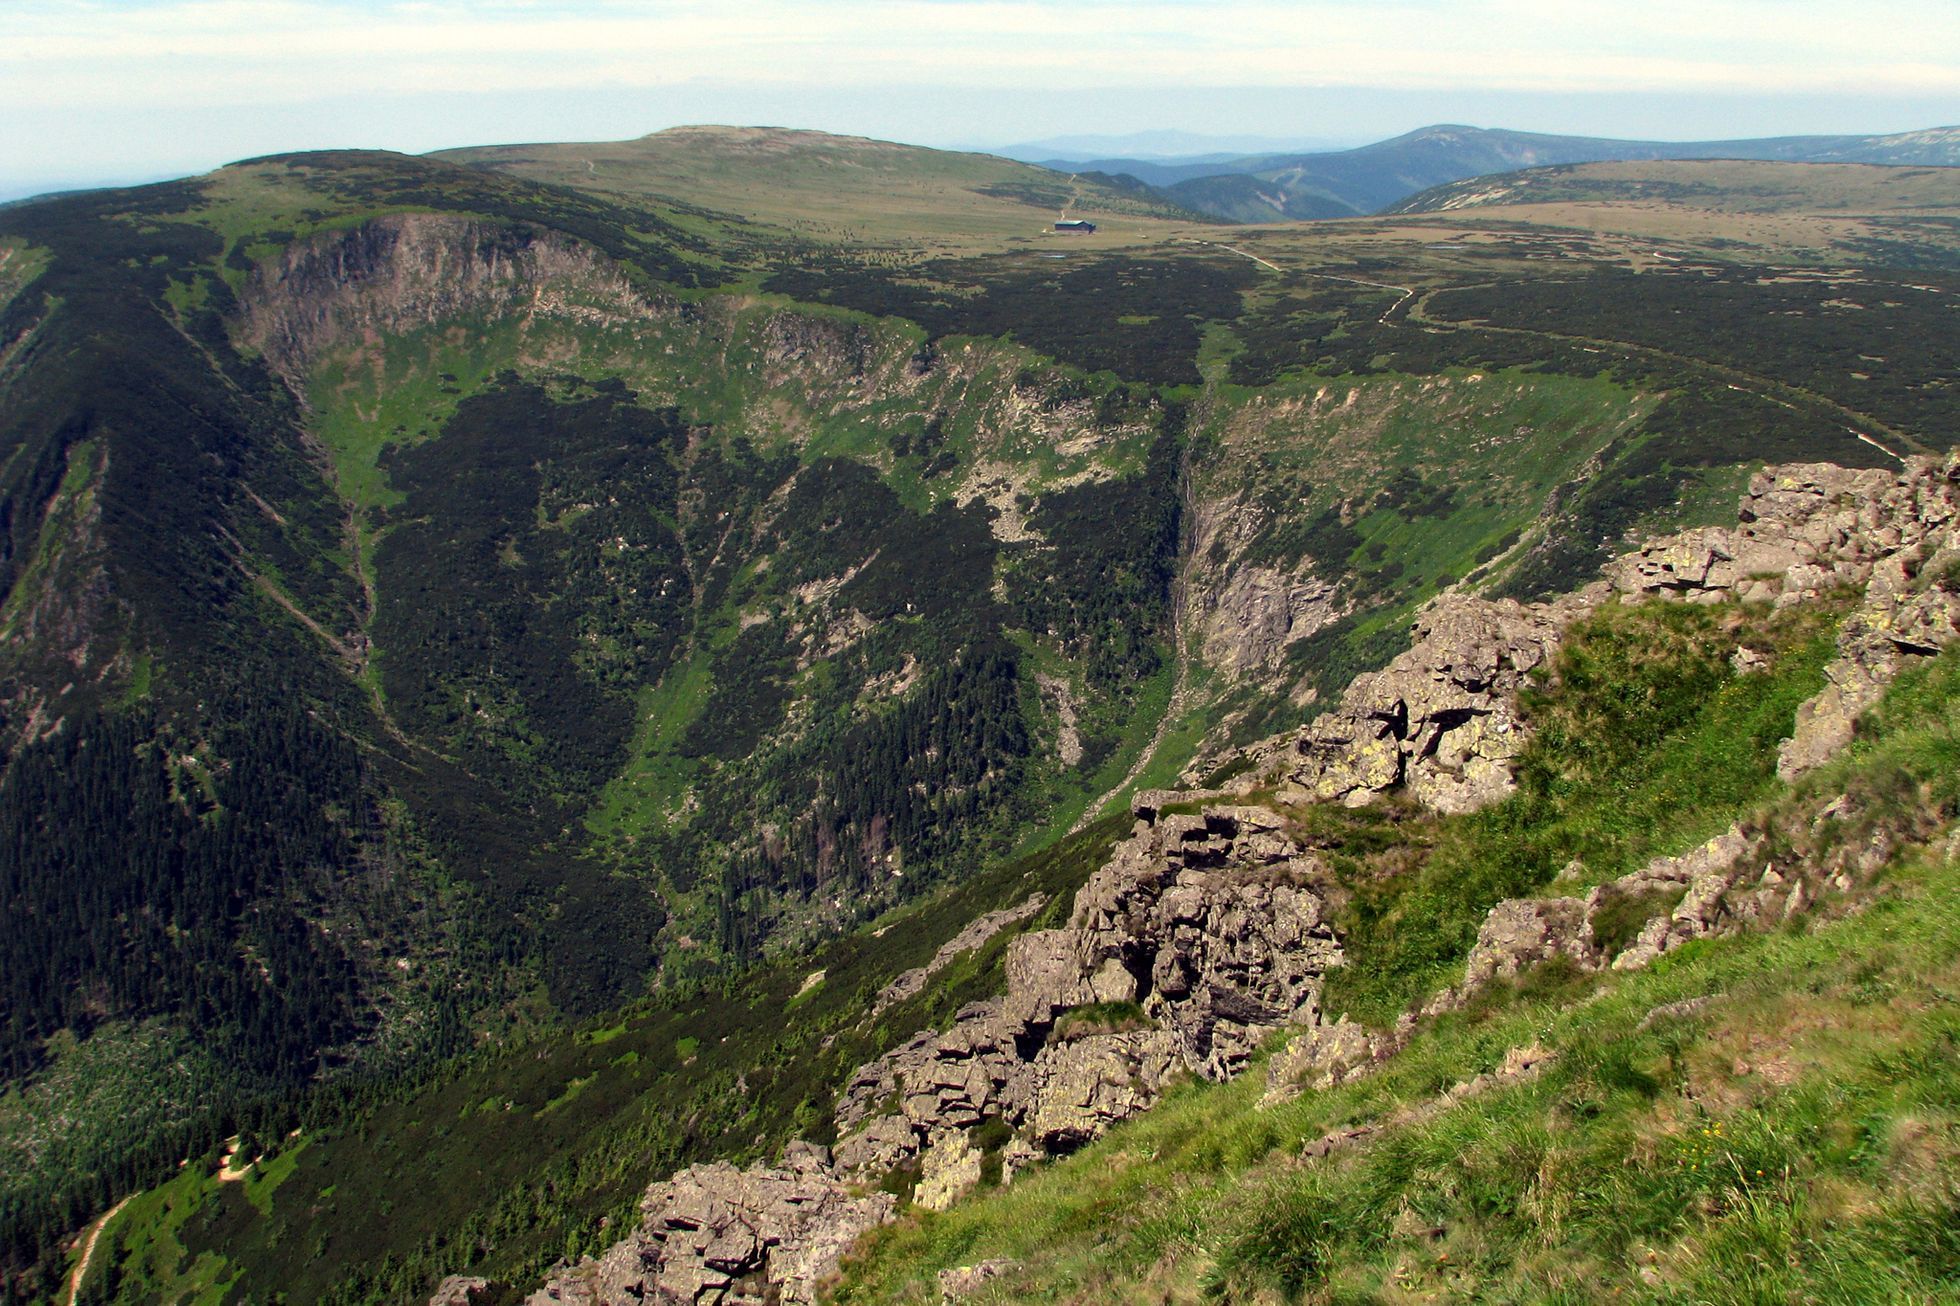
[236,213,665,391]
[1269,458,1960,815]
[517,453,1960,1306]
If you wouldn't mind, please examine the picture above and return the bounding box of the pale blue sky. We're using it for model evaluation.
[3,0,1955,198]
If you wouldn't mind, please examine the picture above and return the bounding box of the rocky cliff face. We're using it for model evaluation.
[1276,592,1574,813]
[237,213,663,390]
[1198,562,1347,678]
[528,799,1338,1304]
[515,452,1960,1306]
[1268,457,1960,817]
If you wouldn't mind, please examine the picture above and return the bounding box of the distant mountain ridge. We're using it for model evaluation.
[992,129,1354,165]
[1389,157,1960,219]
[1051,123,1960,221]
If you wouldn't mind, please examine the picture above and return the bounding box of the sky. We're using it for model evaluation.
[2,0,1956,198]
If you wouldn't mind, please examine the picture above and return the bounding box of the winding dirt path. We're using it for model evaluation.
[1196,235,1912,461]
[65,1196,130,1306]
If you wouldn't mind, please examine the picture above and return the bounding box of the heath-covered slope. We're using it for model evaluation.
[8,128,1960,1304]
[437,126,1201,254]
[0,152,741,1299]
[547,456,1960,1305]
[1393,157,1960,217]
[1042,122,1960,190]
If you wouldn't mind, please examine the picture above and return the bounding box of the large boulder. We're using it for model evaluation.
[1462,897,1597,987]
[1263,1017,1382,1103]
[528,1145,896,1306]
[1283,595,1570,813]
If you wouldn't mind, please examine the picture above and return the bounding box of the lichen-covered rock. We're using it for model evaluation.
[1060,806,1338,1077]
[1449,769,1939,1016]
[999,928,1095,1027]
[527,1144,895,1306]
[1281,594,1570,814]
[914,1130,985,1211]
[1463,897,1597,986]
[1780,564,1960,780]
[1605,462,1900,604]
[1263,1017,1381,1103]
[1025,1029,1179,1149]
[1607,826,1768,970]
[832,1113,920,1179]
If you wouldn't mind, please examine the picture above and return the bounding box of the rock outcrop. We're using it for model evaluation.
[430,1276,489,1306]
[1200,564,1347,677]
[835,800,1338,1162]
[1278,593,1575,813]
[1262,1016,1383,1103]
[1601,458,1960,781]
[1445,758,1941,1014]
[1461,897,1597,987]
[532,798,1341,1304]
[1275,454,1960,817]
[872,894,1047,1017]
[511,453,1960,1306]
[1606,462,1903,605]
[527,1143,895,1306]
[1769,464,1960,778]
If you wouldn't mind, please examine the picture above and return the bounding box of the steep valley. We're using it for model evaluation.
[0,131,1955,1304]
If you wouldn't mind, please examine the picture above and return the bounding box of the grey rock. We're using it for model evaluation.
[1606,826,1758,969]
[833,799,1341,1185]
[429,1276,489,1306]
[832,1114,919,1179]
[530,1148,896,1306]
[1282,594,1569,814]
[1263,1017,1381,1103]
[939,1260,1018,1301]
[914,1130,984,1211]
[1201,563,1347,676]
[1462,898,1597,987]
[1025,1030,1178,1149]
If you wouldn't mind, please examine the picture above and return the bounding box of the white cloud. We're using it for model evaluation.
[1,0,1953,186]
[2,0,1955,112]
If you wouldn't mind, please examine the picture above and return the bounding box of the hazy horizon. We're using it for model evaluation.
[3,0,1955,201]
[8,100,1959,205]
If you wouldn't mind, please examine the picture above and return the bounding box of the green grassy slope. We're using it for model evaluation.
[437,126,1203,256]
[74,816,1134,1305]
[829,606,1960,1305]
[5,129,1957,1304]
